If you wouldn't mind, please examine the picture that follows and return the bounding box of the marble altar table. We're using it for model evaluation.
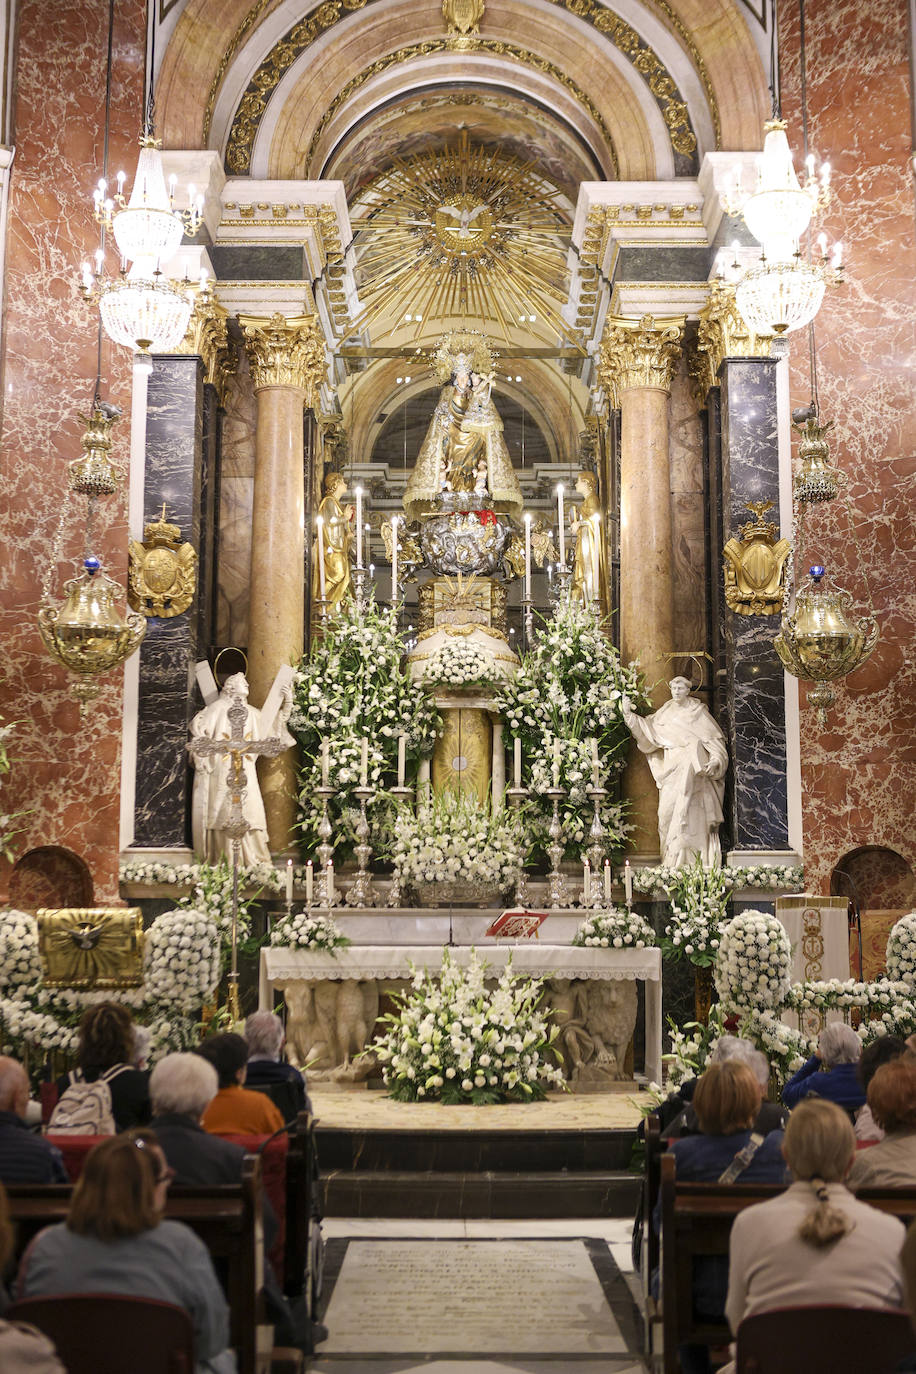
[259,941,663,1083]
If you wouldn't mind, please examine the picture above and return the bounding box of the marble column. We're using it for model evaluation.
[694,283,789,854]
[240,313,327,853]
[132,292,230,848]
[598,314,684,855]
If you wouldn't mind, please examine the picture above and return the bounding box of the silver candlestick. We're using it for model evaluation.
[505,783,530,908]
[315,784,337,906]
[545,785,569,910]
[386,783,413,909]
[582,785,608,906]
[346,785,378,908]
[352,566,370,614]
[521,595,534,652]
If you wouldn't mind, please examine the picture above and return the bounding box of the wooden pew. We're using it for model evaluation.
[658,1153,916,1374]
[7,1154,264,1374]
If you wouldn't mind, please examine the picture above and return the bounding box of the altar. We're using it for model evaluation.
[259,939,663,1085]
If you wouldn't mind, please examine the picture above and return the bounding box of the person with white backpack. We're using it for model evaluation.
[49,1003,151,1135]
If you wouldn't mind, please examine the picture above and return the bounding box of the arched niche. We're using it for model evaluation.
[8,846,95,911]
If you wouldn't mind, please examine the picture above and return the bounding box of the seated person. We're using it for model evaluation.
[855,1034,908,1143]
[657,1060,788,1374]
[0,1181,66,1370]
[896,1219,916,1372]
[847,1056,916,1189]
[16,1132,235,1374]
[782,1023,866,1116]
[53,1002,151,1132]
[0,1058,67,1184]
[722,1097,906,1374]
[244,1011,308,1115]
[196,1034,284,1138]
[664,1037,785,1139]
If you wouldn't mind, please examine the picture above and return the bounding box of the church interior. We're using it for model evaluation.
[0,0,914,1368]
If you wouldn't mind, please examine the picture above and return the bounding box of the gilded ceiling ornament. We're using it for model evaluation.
[597,314,684,405]
[722,501,791,616]
[348,133,575,346]
[443,0,484,45]
[128,504,198,619]
[37,908,144,989]
[239,312,328,403]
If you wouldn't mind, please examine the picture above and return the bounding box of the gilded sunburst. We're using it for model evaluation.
[348,131,579,348]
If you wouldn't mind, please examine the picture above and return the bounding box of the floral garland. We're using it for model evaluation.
[658,858,730,968]
[0,909,43,993]
[714,909,792,1011]
[374,948,565,1104]
[144,909,222,1010]
[269,911,350,952]
[290,596,440,853]
[495,601,648,857]
[633,862,805,894]
[391,792,525,892]
[120,858,281,892]
[886,912,916,987]
[420,638,506,689]
[572,906,657,950]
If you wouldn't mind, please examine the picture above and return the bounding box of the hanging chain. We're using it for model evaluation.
[40,490,77,606]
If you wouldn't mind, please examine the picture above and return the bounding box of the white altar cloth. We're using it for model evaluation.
[259,943,663,1084]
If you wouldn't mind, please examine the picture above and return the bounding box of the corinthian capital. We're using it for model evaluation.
[690,280,773,402]
[598,314,684,406]
[239,313,327,405]
[172,286,233,401]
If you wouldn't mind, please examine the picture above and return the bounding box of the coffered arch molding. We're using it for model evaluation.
[156,0,768,162]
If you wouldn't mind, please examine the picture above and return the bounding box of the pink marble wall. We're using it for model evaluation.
[778,0,916,891]
[0,1,146,902]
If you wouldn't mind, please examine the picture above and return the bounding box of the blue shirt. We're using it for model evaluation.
[782,1056,865,1112]
[0,1112,68,1185]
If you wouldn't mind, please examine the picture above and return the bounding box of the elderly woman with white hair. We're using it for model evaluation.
[243,1012,308,1116]
[782,1022,866,1115]
[149,1053,249,1185]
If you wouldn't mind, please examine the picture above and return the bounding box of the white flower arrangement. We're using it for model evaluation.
[143,909,221,1011]
[572,906,657,951]
[119,859,281,892]
[886,912,916,987]
[663,1005,726,1088]
[496,601,648,859]
[0,910,42,993]
[741,1007,811,1083]
[291,596,440,853]
[633,862,805,895]
[270,911,350,952]
[175,859,263,954]
[374,948,565,1103]
[391,792,524,892]
[714,909,792,1010]
[421,638,505,689]
[658,859,730,968]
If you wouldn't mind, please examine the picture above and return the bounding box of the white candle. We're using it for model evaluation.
[391,515,399,602]
[624,860,633,903]
[590,513,601,601]
[556,484,565,566]
[320,739,330,788]
[604,859,612,903]
[523,512,532,600]
[590,736,599,788]
[551,738,560,789]
[513,737,522,790]
[316,516,327,601]
[285,859,293,902]
[397,733,406,788]
[583,860,591,903]
[305,861,313,904]
[355,486,364,569]
[360,736,369,787]
[327,860,334,901]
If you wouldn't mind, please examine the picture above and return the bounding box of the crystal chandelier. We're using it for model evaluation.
[93,259,195,358]
[93,137,202,267]
[734,238,842,336]
[774,565,877,724]
[722,118,831,263]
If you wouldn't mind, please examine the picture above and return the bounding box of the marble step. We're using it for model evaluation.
[320,1168,641,1219]
[315,1125,638,1174]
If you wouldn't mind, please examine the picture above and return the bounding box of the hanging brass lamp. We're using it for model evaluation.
[38,556,146,708]
[774,564,878,723]
[792,404,845,505]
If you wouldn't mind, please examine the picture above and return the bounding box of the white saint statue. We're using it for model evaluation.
[189,671,294,867]
[621,676,728,868]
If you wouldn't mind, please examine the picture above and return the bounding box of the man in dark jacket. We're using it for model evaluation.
[0,1056,68,1184]
[243,1011,308,1117]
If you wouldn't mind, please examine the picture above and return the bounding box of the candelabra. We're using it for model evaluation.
[352,566,370,614]
[545,786,569,909]
[346,786,379,908]
[505,783,531,908]
[386,782,414,909]
[521,594,534,651]
[315,784,337,906]
[580,785,608,907]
